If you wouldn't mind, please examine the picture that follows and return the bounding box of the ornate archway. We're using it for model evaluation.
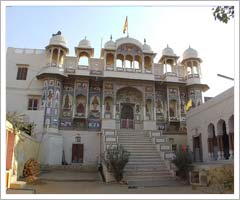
[116,87,143,129]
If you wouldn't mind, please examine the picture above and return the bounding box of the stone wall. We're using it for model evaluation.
[6,121,41,179]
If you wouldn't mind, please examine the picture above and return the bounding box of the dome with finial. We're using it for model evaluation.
[162,45,176,57]
[104,35,116,50]
[183,46,199,60]
[78,36,92,48]
[48,31,68,49]
[142,38,153,53]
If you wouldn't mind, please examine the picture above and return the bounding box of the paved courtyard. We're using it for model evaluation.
[22,169,204,194]
[28,180,205,194]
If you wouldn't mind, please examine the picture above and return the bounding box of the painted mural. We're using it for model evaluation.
[42,79,62,128]
[60,85,74,127]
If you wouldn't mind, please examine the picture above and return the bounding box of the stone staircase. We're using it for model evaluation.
[117,130,178,187]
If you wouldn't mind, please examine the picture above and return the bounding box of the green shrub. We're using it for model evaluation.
[172,150,193,181]
[104,144,130,182]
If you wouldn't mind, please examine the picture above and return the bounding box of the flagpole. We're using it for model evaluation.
[127,17,129,37]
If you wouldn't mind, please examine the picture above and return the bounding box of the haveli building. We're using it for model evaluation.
[7,31,212,183]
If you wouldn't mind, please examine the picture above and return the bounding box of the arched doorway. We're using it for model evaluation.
[222,121,229,159]
[208,123,218,160]
[228,115,234,158]
[217,119,229,160]
[121,104,134,129]
[193,134,202,162]
[116,87,143,129]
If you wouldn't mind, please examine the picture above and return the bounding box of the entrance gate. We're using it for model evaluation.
[72,144,84,163]
[121,104,134,129]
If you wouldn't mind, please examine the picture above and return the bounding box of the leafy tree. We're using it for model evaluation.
[104,144,130,182]
[6,112,35,136]
[212,6,234,24]
[172,149,193,182]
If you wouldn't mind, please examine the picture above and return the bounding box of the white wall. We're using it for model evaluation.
[61,130,100,165]
[187,87,234,162]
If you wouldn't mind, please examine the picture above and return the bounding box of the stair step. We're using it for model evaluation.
[10,181,27,189]
[129,155,161,159]
[125,170,171,175]
[126,175,174,181]
[125,164,167,170]
[127,179,179,187]
[128,158,163,162]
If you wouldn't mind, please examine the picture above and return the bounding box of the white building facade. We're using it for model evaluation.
[187,87,234,163]
[6,31,209,166]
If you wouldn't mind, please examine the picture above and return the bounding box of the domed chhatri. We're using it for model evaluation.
[104,35,116,50]
[78,37,92,48]
[162,45,176,57]
[142,38,153,53]
[183,46,199,60]
[48,31,68,49]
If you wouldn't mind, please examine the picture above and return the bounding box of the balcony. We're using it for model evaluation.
[185,73,201,85]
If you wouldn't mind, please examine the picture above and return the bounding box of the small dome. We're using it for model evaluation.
[116,37,143,50]
[143,43,152,52]
[183,46,198,60]
[49,34,67,48]
[162,45,176,57]
[104,40,116,50]
[142,39,152,53]
[78,38,91,48]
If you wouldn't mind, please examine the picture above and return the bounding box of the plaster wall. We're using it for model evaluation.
[187,87,234,162]
[61,130,100,165]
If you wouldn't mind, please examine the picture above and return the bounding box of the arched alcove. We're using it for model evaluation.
[217,119,229,159]
[117,54,124,68]
[76,94,87,116]
[169,99,177,118]
[125,55,133,68]
[144,56,152,71]
[78,52,89,66]
[134,55,141,69]
[106,53,114,66]
[208,123,218,160]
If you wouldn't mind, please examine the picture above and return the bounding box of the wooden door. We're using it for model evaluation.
[72,144,84,163]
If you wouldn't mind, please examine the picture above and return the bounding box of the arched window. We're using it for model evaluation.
[117,54,124,68]
[192,66,198,74]
[125,55,133,68]
[59,50,64,66]
[217,119,229,159]
[187,66,192,74]
[208,123,218,160]
[52,48,58,66]
[78,52,89,66]
[79,56,89,66]
[169,100,177,117]
[106,53,114,66]
[144,56,152,70]
[134,55,141,69]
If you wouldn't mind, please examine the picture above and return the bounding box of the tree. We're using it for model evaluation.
[6,112,36,136]
[104,144,130,182]
[212,6,234,24]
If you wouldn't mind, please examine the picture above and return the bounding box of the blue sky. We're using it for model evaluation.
[6,4,236,97]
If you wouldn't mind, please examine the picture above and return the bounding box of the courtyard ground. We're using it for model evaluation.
[27,180,205,194]
[17,169,204,194]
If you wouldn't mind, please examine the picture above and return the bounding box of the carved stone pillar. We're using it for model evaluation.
[208,138,214,160]
[56,48,61,67]
[207,138,211,160]
[49,48,53,66]
[229,132,234,159]
[217,135,223,160]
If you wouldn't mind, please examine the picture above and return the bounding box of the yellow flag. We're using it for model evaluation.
[123,16,128,34]
[185,99,192,112]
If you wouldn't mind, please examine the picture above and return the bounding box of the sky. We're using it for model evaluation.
[5,3,236,98]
